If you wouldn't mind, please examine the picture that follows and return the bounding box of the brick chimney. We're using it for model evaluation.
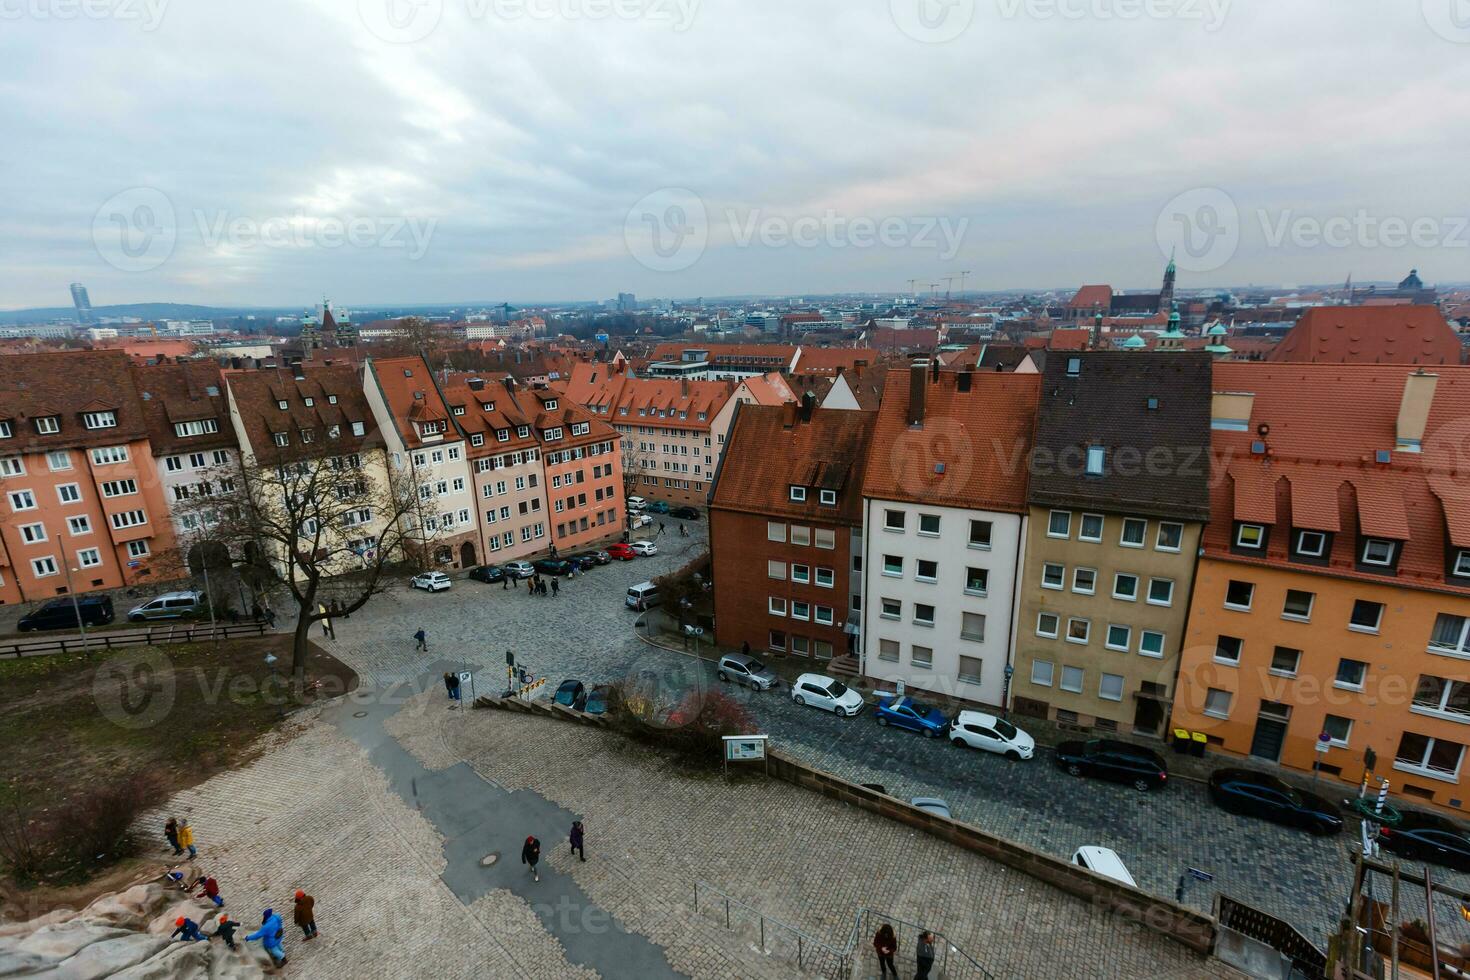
[799,390,816,423]
[1396,368,1438,451]
[908,359,929,426]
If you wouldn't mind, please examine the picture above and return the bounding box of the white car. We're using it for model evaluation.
[411,572,452,592]
[627,496,647,511]
[791,673,864,717]
[949,710,1035,761]
[1071,846,1136,887]
[631,540,658,556]
[629,513,653,529]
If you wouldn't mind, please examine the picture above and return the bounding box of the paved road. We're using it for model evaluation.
[293,521,1470,954]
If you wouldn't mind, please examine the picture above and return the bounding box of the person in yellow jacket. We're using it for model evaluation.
[176,818,197,859]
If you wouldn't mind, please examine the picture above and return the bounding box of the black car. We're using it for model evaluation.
[467,564,505,584]
[569,551,608,569]
[18,596,115,632]
[1377,811,1470,872]
[1053,738,1169,792]
[534,558,573,576]
[1208,768,1343,836]
[670,506,700,520]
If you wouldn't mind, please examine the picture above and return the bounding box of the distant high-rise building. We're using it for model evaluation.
[617,292,637,313]
[70,282,93,323]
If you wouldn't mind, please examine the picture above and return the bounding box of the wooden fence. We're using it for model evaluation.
[0,621,269,658]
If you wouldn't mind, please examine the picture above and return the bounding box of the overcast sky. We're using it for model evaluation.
[3,0,1468,310]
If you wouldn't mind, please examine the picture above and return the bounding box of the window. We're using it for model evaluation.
[1085,446,1106,477]
[1453,551,1470,577]
[35,416,59,434]
[881,598,901,620]
[1066,617,1090,644]
[1078,513,1103,542]
[1270,646,1302,676]
[81,410,117,429]
[77,547,102,568]
[767,521,786,542]
[1412,676,1470,719]
[1060,666,1084,693]
[1429,614,1470,656]
[1282,589,1314,621]
[1215,635,1243,665]
[172,418,220,437]
[769,631,787,652]
[1099,673,1124,702]
[969,519,992,549]
[883,555,902,576]
[1322,715,1352,746]
[1395,732,1465,779]
[101,479,137,497]
[918,514,940,536]
[1036,612,1060,638]
[352,421,365,437]
[1224,580,1254,610]
[814,528,835,549]
[768,597,787,617]
[788,485,807,502]
[91,446,128,465]
[961,612,985,642]
[110,509,147,529]
[1349,600,1384,632]
[964,567,988,595]
[884,509,906,531]
[916,559,938,582]
[1295,530,1327,558]
[913,604,935,627]
[815,567,834,588]
[20,523,46,543]
[878,639,900,663]
[791,601,809,621]
[1072,567,1096,594]
[1112,573,1138,601]
[1031,660,1054,686]
[9,490,37,511]
[815,606,834,626]
[1335,658,1368,689]
[1146,578,1174,606]
[1041,562,1064,589]
[1361,538,1397,567]
[1065,357,1081,376]
[1138,630,1165,658]
[791,564,810,584]
[1203,689,1232,719]
[1234,523,1265,550]
[273,432,289,447]
[819,489,837,506]
[1106,624,1131,651]
[957,656,983,685]
[31,556,59,577]
[127,540,149,558]
[767,560,786,580]
[1047,510,1071,538]
[1120,518,1146,548]
[67,515,90,535]
[0,420,9,438]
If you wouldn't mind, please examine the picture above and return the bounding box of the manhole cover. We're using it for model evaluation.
[480,853,499,867]
[353,711,368,718]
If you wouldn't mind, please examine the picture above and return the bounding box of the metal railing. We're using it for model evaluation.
[0,621,268,658]
[854,909,996,980]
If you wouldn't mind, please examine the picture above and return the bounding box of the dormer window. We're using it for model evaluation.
[82,411,117,429]
[35,416,60,434]
[572,422,589,436]
[1293,530,1328,559]
[544,399,558,410]
[273,432,289,447]
[517,425,530,438]
[789,485,807,502]
[300,428,314,444]
[1361,538,1397,567]
[1066,357,1081,377]
[351,421,365,436]
[328,394,338,404]
[303,397,314,407]
[174,419,220,437]
[1235,523,1266,550]
[278,400,288,410]
[453,406,465,416]
[496,429,510,442]
[1084,445,1105,476]
[544,427,563,441]
[481,402,494,413]
[819,489,837,506]
[328,425,340,439]
[470,433,484,447]
[1453,551,1470,578]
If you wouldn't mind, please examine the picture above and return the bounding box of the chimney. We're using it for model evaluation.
[799,390,816,422]
[931,359,940,383]
[781,400,798,428]
[681,378,690,397]
[1396,369,1438,451]
[957,371,972,393]
[908,359,929,426]
[854,359,867,378]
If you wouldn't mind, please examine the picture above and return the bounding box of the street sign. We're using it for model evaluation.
[458,671,472,684]
[1186,868,1215,883]
[1315,735,1331,754]
[505,650,516,667]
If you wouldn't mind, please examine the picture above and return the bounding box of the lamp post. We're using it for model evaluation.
[60,556,88,653]
[1001,664,1014,719]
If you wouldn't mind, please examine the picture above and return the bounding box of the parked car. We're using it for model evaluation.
[629,513,653,529]
[670,506,700,520]
[1071,846,1137,887]
[631,540,658,556]
[467,564,505,584]
[949,710,1035,760]
[627,496,647,511]
[1376,811,1470,872]
[503,560,536,579]
[18,596,115,632]
[791,673,864,717]
[874,696,948,737]
[553,679,587,708]
[648,500,670,514]
[409,572,452,593]
[909,797,952,819]
[534,558,573,576]
[1208,768,1343,836]
[1053,738,1169,792]
[581,684,610,715]
[127,591,205,622]
[606,543,637,561]
[570,550,609,568]
[717,653,778,691]
[625,581,661,610]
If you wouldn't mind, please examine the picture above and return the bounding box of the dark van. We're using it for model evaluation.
[17,596,116,632]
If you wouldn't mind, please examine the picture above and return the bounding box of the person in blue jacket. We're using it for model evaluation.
[246,908,287,967]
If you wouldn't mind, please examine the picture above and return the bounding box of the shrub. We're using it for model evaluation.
[607,681,753,764]
[0,771,162,883]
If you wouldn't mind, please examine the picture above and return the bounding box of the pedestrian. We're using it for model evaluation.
[171,915,205,942]
[569,820,585,862]
[293,889,318,940]
[536,579,545,597]
[246,908,287,967]
[251,601,263,622]
[450,674,461,701]
[264,606,277,629]
[443,672,456,698]
[914,930,936,980]
[210,913,239,950]
[874,923,898,978]
[191,873,224,908]
[657,521,665,537]
[164,817,182,855]
[177,818,197,859]
[502,575,509,590]
[414,628,428,652]
[521,835,541,882]
[551,578,560,597]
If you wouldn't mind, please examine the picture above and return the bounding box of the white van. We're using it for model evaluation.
[1071,846,1137,887]
[626,581,661,610]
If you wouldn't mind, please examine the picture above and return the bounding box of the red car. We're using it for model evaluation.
[606,542,637,561]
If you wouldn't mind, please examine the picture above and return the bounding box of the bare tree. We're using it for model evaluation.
[620,435,647,500]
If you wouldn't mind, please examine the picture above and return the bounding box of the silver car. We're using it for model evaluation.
[717,653,778,691]
[127,590,204,622]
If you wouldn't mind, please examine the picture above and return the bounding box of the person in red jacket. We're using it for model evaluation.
[191,873,224,908]
[873,923,898,978]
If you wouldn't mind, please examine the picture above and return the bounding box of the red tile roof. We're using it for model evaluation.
[1268,306,1462,365]
[368,355,455,449]
[132,361,237,456]
[0,350,150,451]
[712,404,876,525]
[1047,328,1092,351]
[557,365,734,431]
[225,363,381,462]
[1067,285,1113,310]
[793,347,879,375]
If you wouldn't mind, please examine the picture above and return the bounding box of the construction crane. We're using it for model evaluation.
[959,270,971,296]
[906,278,918,298]
[943,276,955,301]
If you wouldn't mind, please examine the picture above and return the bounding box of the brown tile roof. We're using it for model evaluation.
[864,365,1040,512]
[438,375,538,455]
[1067,285,1114,310]
[1268,306,1462,365]
[225,364,381,462]
[1028,351,1213,522]
[131,361,238,456]
[1046,328,1092,351]
[649,342,798,367]
[1205,362,1470,594]
[368,355,454,449]
[793,347,879,375]
[712,403,876,525]
[0,350,150,451]
[560,368,734,432]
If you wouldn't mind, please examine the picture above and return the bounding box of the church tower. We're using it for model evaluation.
[1158,252,1177,315]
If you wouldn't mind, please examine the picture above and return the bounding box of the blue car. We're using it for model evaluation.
[553,679,586,708]
[874,697,948,737]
